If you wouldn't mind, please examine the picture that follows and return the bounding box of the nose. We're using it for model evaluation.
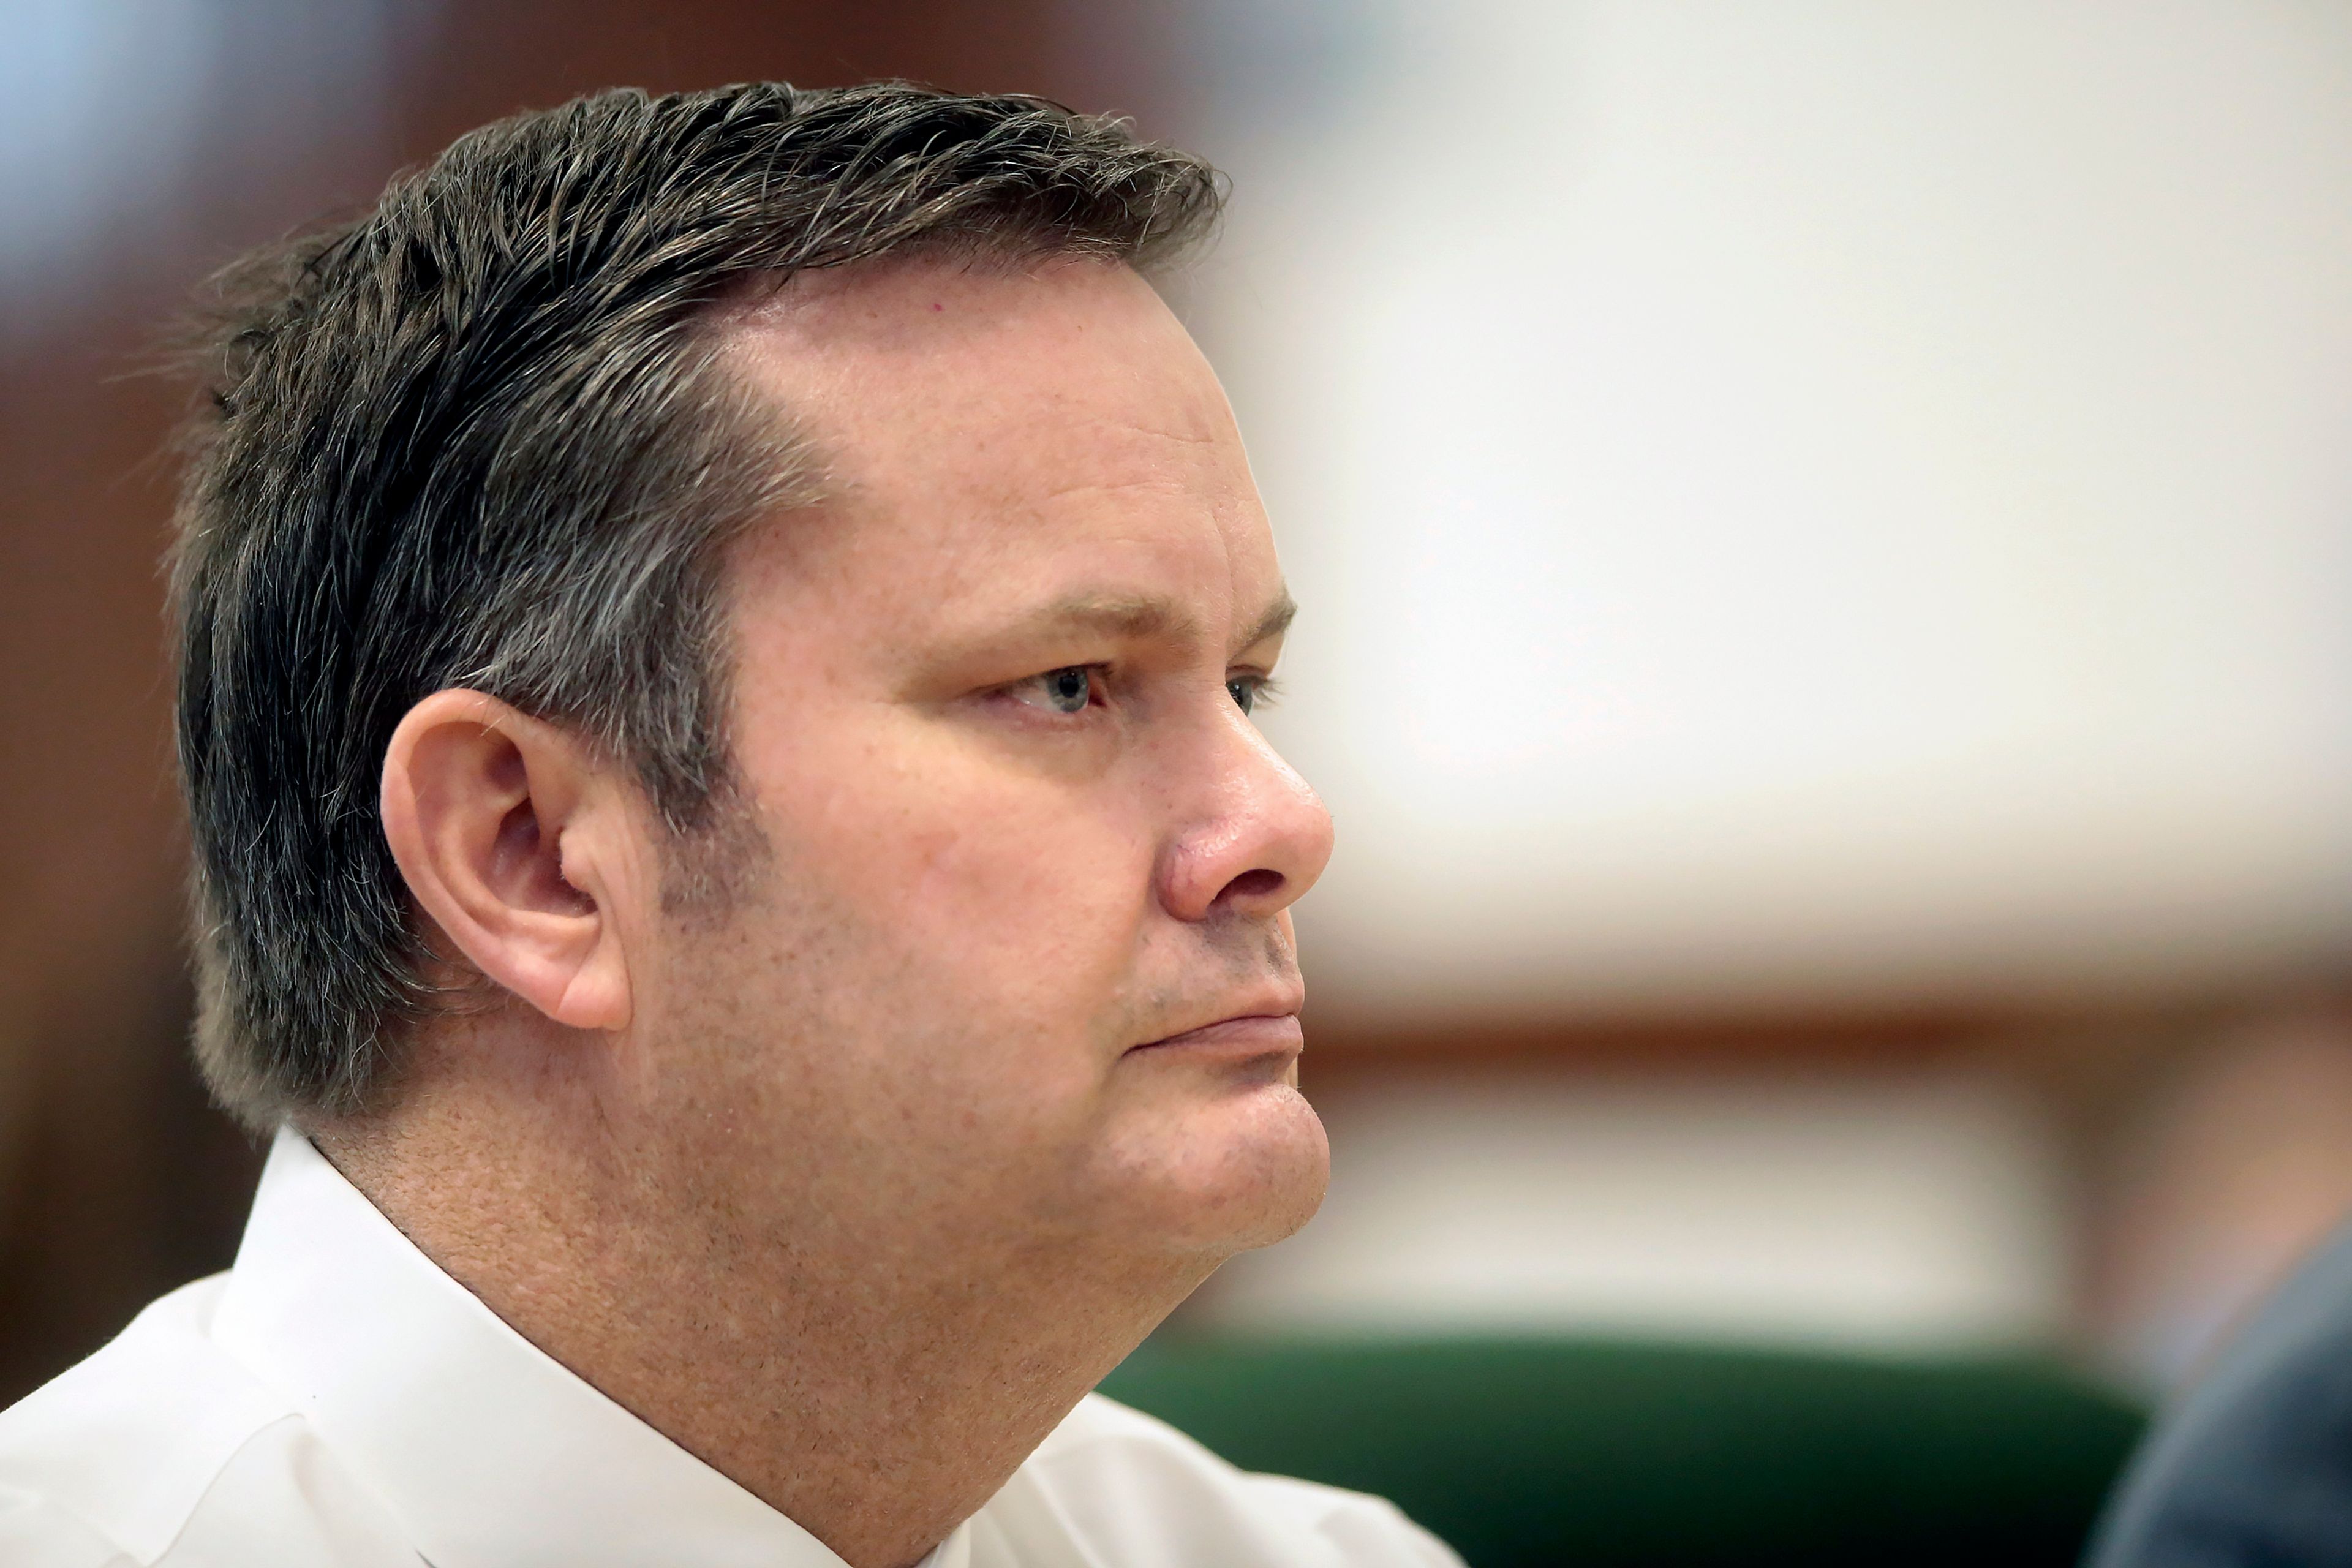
[1155,714,1335,925]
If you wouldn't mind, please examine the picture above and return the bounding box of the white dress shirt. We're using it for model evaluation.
[0,1128,1460,1568]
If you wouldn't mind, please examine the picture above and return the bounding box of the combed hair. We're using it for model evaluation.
[171,81,1223,1129]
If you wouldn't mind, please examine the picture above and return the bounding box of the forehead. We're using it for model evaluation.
[716,255,1278,638]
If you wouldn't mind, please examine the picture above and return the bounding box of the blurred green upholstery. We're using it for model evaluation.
[1096,1335,2144,1568]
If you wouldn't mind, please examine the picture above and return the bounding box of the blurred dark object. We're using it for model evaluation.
[1101,1335,2145,1568]
[2086,1214,2352,1568]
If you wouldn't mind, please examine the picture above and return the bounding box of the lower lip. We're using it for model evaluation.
[1129,1014,1304,1058]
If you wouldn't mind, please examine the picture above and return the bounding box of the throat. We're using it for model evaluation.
[320,1110,1207,1568]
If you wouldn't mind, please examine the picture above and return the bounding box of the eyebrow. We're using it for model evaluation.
[993,586,1295,658]
[1021,592,1200,646]
[1234,590,1298,654]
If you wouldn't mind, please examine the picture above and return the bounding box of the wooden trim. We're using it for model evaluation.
[1293,991,2331,1076]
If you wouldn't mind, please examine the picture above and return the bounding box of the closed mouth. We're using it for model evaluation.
[1128,1013,1304,1057]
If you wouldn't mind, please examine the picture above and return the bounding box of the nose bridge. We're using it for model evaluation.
[1154,699,1333,921]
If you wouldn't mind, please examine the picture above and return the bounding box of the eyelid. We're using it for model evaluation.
[995,663,1108,714]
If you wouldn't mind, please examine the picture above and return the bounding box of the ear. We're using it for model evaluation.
[379,690,638,1031]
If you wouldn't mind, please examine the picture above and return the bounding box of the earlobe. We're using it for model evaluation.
[380,690,635,1033]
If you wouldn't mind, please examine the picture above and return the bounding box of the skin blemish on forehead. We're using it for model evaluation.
[931,301,943,311]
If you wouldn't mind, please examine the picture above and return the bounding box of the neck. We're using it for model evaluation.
[318,1084,1210,1568]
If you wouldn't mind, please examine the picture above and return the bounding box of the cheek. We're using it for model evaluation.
[763,741,1159,1025]
[895,802,1152,1013]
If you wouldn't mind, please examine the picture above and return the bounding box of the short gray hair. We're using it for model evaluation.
[171,81,1223,1129]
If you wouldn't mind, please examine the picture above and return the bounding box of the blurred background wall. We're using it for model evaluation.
[4,0,2350,1419]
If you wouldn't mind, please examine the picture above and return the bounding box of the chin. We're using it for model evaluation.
[1102,1079,1331,1257]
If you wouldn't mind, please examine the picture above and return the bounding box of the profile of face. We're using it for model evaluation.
[614,256,1335,1284]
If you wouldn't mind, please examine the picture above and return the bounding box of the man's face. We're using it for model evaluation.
[626,256,1333,1274]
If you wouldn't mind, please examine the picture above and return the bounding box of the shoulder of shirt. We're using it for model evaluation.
[1028,1392,1379,1521]
[1015,1392,1464,1566]
[0,1274,298,1566]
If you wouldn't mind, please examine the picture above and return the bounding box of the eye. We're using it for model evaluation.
[1227,674,1279,715]
[1008,665,1100,715]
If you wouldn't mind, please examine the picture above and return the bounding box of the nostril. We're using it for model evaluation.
[1218,868,1285,905]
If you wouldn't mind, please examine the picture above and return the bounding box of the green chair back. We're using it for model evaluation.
[1099,1335,2144,1568]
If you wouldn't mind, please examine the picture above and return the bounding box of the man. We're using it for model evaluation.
[0,82,1459,1568]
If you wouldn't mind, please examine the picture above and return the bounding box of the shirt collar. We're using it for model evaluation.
[212,1127,969,1568]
